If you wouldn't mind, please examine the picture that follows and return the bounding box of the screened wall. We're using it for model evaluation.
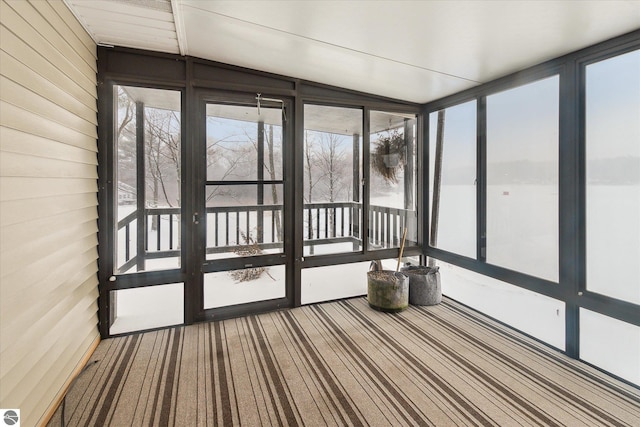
[97,31,639,388]
[426,35,640,386]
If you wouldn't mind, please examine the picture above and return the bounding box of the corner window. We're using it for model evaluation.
[486,76,559,282]
[585,49,640,304]
[429,100,477,258]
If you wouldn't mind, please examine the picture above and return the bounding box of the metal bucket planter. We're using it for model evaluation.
[367,270,409,313]
[400,265,442,306]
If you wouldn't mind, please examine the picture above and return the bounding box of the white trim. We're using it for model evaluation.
[62,0,98,44]
[171,0,188,56]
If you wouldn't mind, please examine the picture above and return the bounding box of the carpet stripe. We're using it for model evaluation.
[376,304,562,426]
[409,314,558,426]
[256,314,304,425]
[161,327,182,425]
[65,336,119,425]
[339,300,500,426]
[50,297,640,427]
[442,300,640,406]
[434,301,631,425]
[93,333,140,425]
[212,321,233,426]
[280,309,365,426]
[148,329,174,426]
[311,303,432,426]
[416,302,631,426]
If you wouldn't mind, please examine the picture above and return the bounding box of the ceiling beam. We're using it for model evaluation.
[171,0,188,56]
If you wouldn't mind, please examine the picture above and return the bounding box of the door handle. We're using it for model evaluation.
[193,212,199,224]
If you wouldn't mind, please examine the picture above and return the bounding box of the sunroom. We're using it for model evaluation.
[1,1,639,426]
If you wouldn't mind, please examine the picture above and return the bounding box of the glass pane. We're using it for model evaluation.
[303,105,363,256]
[204,265,286,309]
[109,283,184,335]
[429,100,477,258]
[301,256,419,305]
[436,261,565,350]
[206,184,284,260]
[114,85,181,274]
[486,76,559,282]
[369,111,418,250]
[580,309,640,386]
[206,104,282,182]
[586,50,640,304]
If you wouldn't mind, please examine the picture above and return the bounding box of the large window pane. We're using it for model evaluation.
[109,283,184,335]
[205,103,284,260]
[114,86,181,274]
[301,256,419,305]
[204,265,285,309]
[580,309,640,386]
[437,261,565,350]
[369,111,418,250]
[206,104,282,181]
[586,50,640,304]
[303,105,363,255]
[486,76,559,281]
[429,100,477,258]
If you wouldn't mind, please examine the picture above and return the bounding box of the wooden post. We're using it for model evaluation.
[429,110,445,267]
[136,101,146,271]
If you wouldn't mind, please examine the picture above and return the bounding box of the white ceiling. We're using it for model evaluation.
[65,0,640,103]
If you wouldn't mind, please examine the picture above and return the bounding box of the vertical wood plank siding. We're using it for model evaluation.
[0,1,99,425]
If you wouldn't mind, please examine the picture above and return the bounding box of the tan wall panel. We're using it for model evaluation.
[7,0,96,73]
[0,127,97,164]
[0,176,97,201]
[1,51,97,123]
[0,193,96,228]
[22,0,97,71]
[1,77,96,137]
[0,218,97,278]
[0,151,98,179]
[1,289,98,416]
[1,247,97,325]
[0,263,98,378]
[1,101,96,150]
[0,26,96,110]
[0,0,99,423]
[38,332,99,427]
[1,1,96,92]
[1,234,97,296]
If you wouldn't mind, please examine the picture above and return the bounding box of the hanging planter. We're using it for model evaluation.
[372,130,406,183]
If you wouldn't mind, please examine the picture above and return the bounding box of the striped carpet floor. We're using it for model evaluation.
[49,297,640,426]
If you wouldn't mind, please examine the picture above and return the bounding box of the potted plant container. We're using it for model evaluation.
[367,269,409,312]
[400,265,441,306]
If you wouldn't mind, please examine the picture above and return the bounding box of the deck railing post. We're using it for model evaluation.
[136,101,146,272]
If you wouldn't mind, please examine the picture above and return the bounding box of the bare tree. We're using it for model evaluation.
[116,88,136,200]
[205,118,252,202]
[304,130,318,247]
[315,132,350,237]
[145,108,181,209]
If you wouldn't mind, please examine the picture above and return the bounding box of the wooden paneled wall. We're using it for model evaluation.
[0,1,99,425]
